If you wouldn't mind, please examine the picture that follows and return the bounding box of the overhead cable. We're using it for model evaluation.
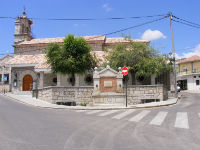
[87,15,169,40]
[172,19,200,29]
[0,14,167,21]
[172,15,200,27]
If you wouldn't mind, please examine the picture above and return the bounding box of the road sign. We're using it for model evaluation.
[122,67,128,76]
[122,67,128,107]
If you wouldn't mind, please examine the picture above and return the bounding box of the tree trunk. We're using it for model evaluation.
[71,73,75,86]
[130,71,136,85]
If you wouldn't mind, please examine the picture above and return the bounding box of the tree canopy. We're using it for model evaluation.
[106,41,172,82]
[46,34,96,85]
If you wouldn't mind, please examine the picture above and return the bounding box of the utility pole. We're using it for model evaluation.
[169,13,177,98]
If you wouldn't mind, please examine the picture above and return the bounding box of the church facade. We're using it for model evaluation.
[3,12,172,105]
[7,12,151,93]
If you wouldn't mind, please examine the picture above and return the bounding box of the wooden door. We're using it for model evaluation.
[23,75,33,91]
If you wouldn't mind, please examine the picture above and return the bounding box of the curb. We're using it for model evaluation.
[1,93,180,110]
[130,97,180,109]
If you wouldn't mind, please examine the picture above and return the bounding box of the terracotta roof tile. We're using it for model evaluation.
[17,38,64,45]
[6,51,107,69]
[16,36,149,46]
[105,38,149,44]
[177,55,200,64]
[0,54,13,66]
[6,54,50,68]
[35,63,51,69]
[16,35,106,45]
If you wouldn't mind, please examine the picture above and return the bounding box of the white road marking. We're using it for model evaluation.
[149,111,168,126]
[112,110,135,119]
[198,113,200,118]
[129,110,151,122]
[76,110,87,112]
[174,112,189,129]
[86,110,104,115]
[98,110,120,117]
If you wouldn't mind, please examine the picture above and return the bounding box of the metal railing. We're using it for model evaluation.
[177,68,200,76]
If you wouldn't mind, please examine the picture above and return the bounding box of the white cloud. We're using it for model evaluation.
[141,29,166,41]
[73,24,79,27]
[102,3,112,12]
[176,44,200,59]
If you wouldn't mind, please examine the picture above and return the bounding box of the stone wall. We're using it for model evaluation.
[0,84,10,93]
[11,67,37,92]
[89,43,103,51]
[43,73,57,87]
[127,85,167,105]
[14,42,104,55]
[37,87,53,103]
[0,67,10,74]
[14,44,49,55]
[38,85,167,105]
[38,86,93,104]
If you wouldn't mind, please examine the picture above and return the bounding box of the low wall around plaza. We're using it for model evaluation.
[38,86,93,105]
[37,84,167,105]
[127,84,167,105]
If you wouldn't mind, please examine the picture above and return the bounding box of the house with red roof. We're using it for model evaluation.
[177,55,200,90]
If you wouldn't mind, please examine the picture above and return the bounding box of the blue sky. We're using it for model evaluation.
[0,0,200,58]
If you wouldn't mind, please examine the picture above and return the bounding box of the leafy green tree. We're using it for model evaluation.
[106,41,172,84]
[46,34,96,86]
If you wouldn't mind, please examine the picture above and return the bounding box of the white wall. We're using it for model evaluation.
[187,74,200,90]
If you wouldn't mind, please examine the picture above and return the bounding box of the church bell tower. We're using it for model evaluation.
[14,10,33,43]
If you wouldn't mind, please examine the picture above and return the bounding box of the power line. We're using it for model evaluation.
[87,15,169,40]
[0,14,167,21]
[0,17,15,19]
[176,47,196,51]
[172,19,200,29]
[30,14,167,21]
[106,15,168,35]
[172,15,200,27]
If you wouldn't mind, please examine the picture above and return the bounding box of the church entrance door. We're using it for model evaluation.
[23,75,33,91]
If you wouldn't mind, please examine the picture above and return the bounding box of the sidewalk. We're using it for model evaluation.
[180,90,200,93]
[1,92,180,110]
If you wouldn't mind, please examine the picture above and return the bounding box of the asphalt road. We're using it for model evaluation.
[0,92,200,150]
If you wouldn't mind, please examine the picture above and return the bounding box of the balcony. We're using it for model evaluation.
[177,68,200,76]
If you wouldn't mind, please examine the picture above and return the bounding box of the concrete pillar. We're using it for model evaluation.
[39,71,44,89]
[151,74,156,85]
[57,73,61,86]
[75,74,79,87]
